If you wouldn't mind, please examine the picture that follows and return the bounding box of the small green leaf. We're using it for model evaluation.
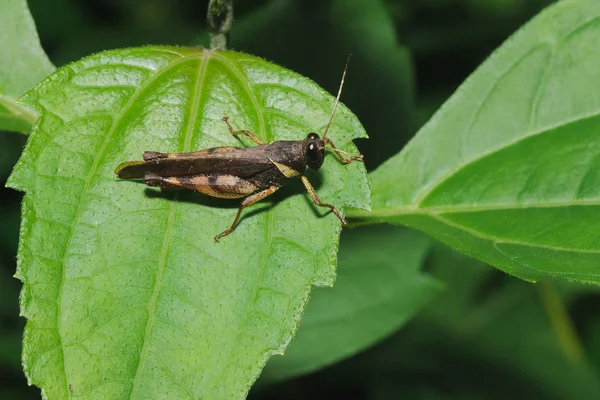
[8,47,370,399]
[351,0,600,283]
[260,225,442,383]
[0,0,55,133]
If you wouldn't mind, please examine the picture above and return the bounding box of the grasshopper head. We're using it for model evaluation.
[304,133,325,170]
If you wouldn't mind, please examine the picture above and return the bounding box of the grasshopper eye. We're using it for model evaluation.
[306,142,324,170]
[308,144,319,162]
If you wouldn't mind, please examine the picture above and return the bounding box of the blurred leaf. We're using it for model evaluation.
[49,25,199,68]
[0,254,19,317]
[261,225,441,383]
[0,191,21,254]
[28,0,200,67]
[468,285,600,399]
[7,46,369,399]
[585,316,600,372]
[0,143,23,261]
[27,0,84,43]
[365,244,600,400]
[0,253,25,376]
[421,242,492,325]
[0,132,27,181]
[213,0,415,170]
[0,0,55,133]
[0,334,22,370]
[351,0,600,284]
[368,380,451,400]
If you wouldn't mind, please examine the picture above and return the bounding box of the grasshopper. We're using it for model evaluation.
[115,57,363,242]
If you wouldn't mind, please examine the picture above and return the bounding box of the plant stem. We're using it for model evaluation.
[536,280,583,363]
[207,0,234,50]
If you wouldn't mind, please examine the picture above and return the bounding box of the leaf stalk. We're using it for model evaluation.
[536,280,584,363]
[207,0,234,50]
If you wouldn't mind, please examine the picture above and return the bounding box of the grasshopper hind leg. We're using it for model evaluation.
[144,173,169,187]
[142,173,278,242]
[142,173,183,192]
[144,173,258,198]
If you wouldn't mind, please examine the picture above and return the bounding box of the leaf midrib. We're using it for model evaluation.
[129,50,211,400]
[213,53,269,142]
[206,53,275,393]
[351,206,600,257]
[356,198,600,217]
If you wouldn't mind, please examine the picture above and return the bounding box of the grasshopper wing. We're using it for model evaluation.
[115,146,274,180]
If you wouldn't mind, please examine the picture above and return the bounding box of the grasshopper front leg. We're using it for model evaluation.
[215,186,280,242]
[323,137,364,164]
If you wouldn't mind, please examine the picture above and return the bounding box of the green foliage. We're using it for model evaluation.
[357,245,600,400]
[0,0,55,133]
[261,225,442,383]
[424,247,598,400]
[351,0,600,283]
[6,0,600,399]
[7,47,369,398]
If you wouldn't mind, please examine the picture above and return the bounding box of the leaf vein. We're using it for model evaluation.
[63,306,146,349]
[213,53,268,141]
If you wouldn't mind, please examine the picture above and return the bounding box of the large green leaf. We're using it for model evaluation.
[260,226,441,383]
[350,0,600,283]
[7,47,370,399]
[0,0,55,133]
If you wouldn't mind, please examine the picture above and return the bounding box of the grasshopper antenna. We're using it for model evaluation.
[322,54,351,140]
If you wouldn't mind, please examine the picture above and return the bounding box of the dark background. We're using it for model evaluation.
[7,0,600,399]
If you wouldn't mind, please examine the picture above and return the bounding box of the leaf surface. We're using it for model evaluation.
[260,226,441,383]
[351,0,600,283]
[0,0,55,132]
[7,47,369,399]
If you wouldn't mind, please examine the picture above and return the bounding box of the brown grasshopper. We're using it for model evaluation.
[115,57,363,242]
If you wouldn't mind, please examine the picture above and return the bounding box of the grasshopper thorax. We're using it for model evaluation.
[304,133,325,170]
